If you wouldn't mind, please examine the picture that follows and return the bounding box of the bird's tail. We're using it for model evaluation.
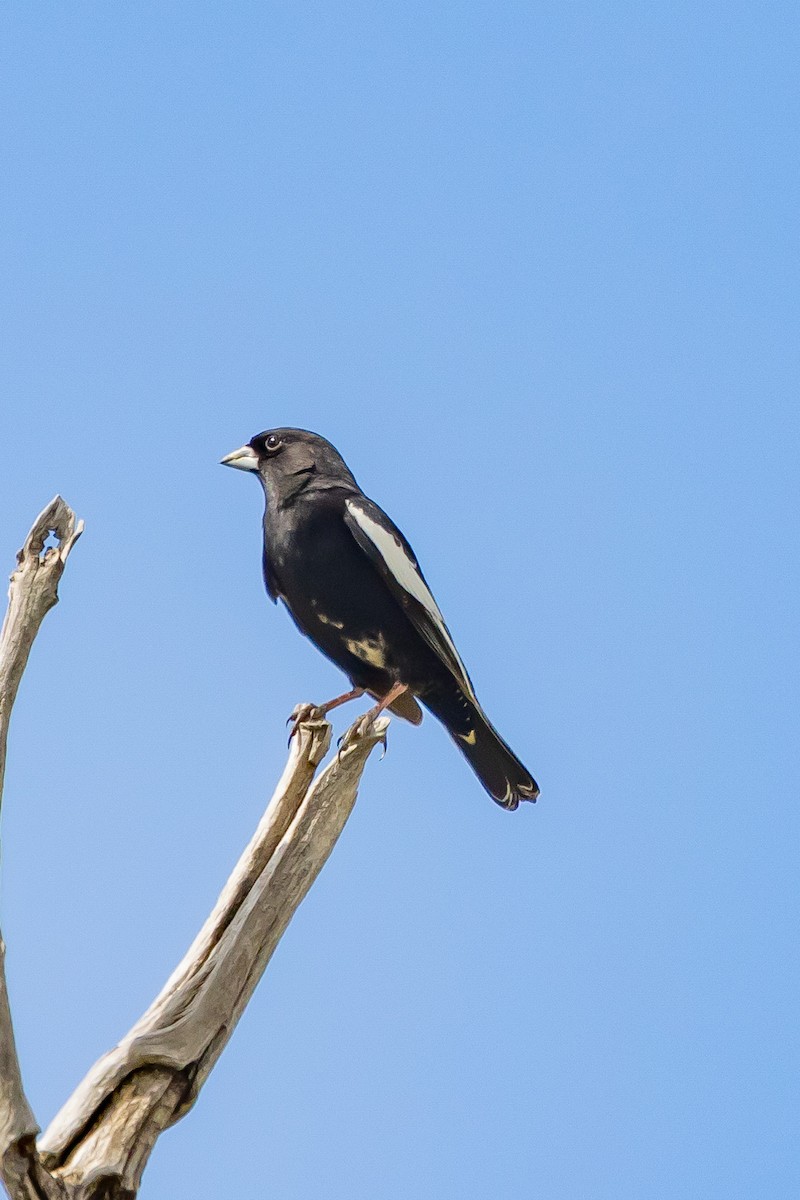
[424,688,539,810]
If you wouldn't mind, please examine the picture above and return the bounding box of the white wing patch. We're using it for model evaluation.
[346,499,477,702]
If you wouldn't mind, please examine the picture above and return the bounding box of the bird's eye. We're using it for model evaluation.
[265,434,282,452]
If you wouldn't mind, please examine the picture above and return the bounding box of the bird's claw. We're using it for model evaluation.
[336,715,366,761]
[336,710,389,761]
[286,702,324,745]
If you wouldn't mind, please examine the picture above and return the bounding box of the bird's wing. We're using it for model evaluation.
[344,496,478,703]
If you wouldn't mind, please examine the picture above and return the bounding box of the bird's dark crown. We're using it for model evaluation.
[248,428,359,490]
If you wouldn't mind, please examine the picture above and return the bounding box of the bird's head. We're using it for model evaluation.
[221,428,358,503]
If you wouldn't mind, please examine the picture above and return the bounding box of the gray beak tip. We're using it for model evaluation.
[220,445,259,472]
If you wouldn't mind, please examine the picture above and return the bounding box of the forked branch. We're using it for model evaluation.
[0,500,386,1200]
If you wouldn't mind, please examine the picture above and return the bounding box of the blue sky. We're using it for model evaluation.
[1,3,798,1197]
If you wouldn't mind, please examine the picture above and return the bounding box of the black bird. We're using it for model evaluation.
[221,428,538,809]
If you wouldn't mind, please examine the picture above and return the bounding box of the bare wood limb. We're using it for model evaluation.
[1,496,388,1199]
[0,497,83,808]
[39,710,387,1195]
[0,498,83,1200]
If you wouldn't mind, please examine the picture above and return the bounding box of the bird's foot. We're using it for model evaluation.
[337,710,390,761]
[335,684,406,759]
[286,702,325,745]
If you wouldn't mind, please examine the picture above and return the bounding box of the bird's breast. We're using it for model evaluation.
[266,505,385,628]
[264,494,434,686]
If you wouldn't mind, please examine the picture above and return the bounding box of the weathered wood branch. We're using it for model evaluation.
[0,497,83,1200]
[0,497,83,810]
[0,500,387,1200]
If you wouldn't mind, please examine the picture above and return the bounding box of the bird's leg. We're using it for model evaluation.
[367,681,408,720]
[338,681,409,757]
[287,687,366,743]
[320,685,367,715]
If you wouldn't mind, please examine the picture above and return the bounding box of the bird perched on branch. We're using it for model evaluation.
[222,428,538,810]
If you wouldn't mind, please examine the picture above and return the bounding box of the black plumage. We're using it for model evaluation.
[221,428,538,809]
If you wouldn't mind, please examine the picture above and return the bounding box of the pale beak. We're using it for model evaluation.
[220,444,259,472]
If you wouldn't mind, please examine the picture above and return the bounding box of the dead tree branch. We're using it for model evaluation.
[1,497,83,1200]
[0,500,386,1200]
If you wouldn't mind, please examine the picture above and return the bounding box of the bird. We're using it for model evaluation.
[221,428,538,809]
